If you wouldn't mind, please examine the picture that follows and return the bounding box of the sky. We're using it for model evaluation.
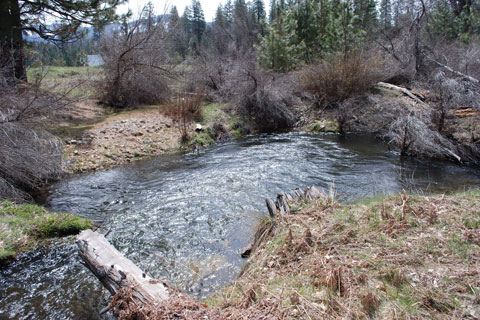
[117,0,247,22]
[118,0,271,22]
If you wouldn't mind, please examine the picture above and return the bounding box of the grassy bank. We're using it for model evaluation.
[206,190,480,319]
[0,201,92,262]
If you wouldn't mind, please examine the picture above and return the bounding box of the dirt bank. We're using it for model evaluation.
[62,106,183,173]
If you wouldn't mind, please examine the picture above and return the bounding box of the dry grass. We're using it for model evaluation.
[102,190,480,319]
[163,92,204,142]
[301,51,386,107]
[204,190,480,319]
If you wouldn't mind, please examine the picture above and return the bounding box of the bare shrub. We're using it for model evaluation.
[386,108,461,161]
[163,92,204,142]
[301,51,386,106]
[100,7,173,109]
[361,292,381,316]
[0,81,64,202]
[231,59,296,132]
[431,70,479,132]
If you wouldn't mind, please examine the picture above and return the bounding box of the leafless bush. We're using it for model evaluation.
[235,61,296,132]
[301,51,386,106]
[99,7,174,109]
[188,52,296,133]
[163,92,204,142]
[186,54,237,102]
[0,123,62,202]
[386,108,460,161]
[431,70,480,132]
[0,81,64,202]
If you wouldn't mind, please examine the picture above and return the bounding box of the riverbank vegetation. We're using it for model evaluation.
[0,201,92,262]
[102,190,480,319]
[202,190,480,319]
[3,0,480,201]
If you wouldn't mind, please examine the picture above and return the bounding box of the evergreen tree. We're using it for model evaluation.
[354,0,377,32]
[181,5,193,38]
[213,5,230,54]
[427,0,480,41]
[0,0,123,84]
[191,0,206,43]
[258,0,365,70]
[257,7,305,71]
[253,0,266,24]
[380,0,393,29]
[224,0,235,26]
[168,6,187,59]
[270,0,278,22]
[143,2,156,33]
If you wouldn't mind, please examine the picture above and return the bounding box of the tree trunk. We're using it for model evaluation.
[0,0,14,85]
[0,0,26,85]
[11,0,26,82]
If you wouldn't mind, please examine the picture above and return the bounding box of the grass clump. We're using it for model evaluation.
[204,190,480,319]
[0,201,92,262]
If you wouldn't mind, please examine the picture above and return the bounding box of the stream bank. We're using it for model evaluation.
[2,133,480,319]
[204,190,480,319]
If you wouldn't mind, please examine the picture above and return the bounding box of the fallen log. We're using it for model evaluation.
[77,229,169,310]
[268,186,326,217]
[426,57,480,84]
[242,186,326,258]
[377,82,429,107]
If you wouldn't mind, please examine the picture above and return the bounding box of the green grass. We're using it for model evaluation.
[201,103,225,124]
[0,201,92,262]
[27,66,103,98]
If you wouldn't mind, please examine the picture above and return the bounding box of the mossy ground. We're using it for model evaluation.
[204,190,480,319]
[0,201,92,262]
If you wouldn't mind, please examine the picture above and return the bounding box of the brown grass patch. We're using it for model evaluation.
[205,190,480,319]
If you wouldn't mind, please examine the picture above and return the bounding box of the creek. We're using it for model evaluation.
[1,133,480,319]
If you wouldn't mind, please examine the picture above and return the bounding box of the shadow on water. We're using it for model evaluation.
[1,132,480,319]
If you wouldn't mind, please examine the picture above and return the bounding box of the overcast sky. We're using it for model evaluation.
[117,0,247,22]
[118,0,270,22]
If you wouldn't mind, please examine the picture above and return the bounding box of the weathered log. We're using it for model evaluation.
[77,229,169,308]
[276,193,290,214]
[426,57,480,84]
[266,197,277,217]
[377,82,429,107]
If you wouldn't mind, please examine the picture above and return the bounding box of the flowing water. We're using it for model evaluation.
[1,133,480,319]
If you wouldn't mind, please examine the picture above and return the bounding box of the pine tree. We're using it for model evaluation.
[0,0,123,84]
[253,0,266,24]
[257,7,305,71]
[191,0,206,43]
[168,6,187,59]
[224,0,234,26]
[380,0,393,29]
[270,0,278,22]
[181,5,193,38]
[354,0,377,32]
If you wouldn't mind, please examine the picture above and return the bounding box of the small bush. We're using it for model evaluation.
[238,88,296,132]
[301,51,386,106]
[163,92,204,142]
